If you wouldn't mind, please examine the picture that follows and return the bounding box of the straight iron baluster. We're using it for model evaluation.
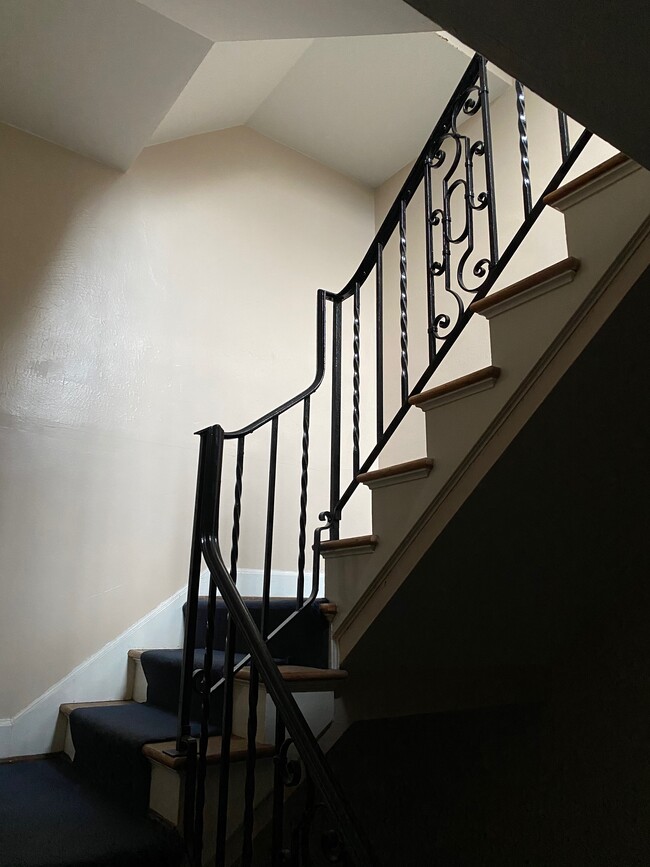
[478,57,499,264]
[375,243,384,440]
[261,416,279,639]
[424,157,437,363]
[241,663,260,866]
[194,429,224,865]
[215,435,245,863]
[329,302,342,539]
[271,712,286,866]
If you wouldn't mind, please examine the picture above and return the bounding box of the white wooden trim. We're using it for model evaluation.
[549,159,641,213]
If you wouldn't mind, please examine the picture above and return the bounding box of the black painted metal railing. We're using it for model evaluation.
[176,53,592,865]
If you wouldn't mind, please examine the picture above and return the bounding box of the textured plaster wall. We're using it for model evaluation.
[0,123,374,718]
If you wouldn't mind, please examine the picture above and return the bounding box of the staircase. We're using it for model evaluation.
[2,51,649,867]
[326,153,650,664]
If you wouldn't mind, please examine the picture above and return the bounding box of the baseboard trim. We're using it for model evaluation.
[1,567,312,759]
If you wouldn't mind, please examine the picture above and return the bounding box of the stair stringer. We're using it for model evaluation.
[326,159,650,668]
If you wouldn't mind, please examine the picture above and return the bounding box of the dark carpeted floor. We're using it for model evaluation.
[0,756,184,867]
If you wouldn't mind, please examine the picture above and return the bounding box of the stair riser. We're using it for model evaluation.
[130,655,148,703]
[232,681,335,743]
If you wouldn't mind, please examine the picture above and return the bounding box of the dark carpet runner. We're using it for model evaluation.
[68,599,330,814]
[0,599,331,865]
[0,756,183,867]
[69,702,217,814]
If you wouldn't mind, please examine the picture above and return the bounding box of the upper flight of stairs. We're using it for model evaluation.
[323,153,650,664]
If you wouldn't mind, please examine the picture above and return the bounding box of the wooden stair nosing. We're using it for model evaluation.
[470,257,581,316]
[60,700,133,717]
[356,457,434,487]
[234,665,348,685]
[409,366,501,409]
[58,701,275,770]
[143,735,274,771]
[544,153,631,207]
[318,534,379,554]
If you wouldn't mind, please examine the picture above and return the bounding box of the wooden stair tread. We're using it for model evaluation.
[319,535,378,553]
[544,153,630,207]
[357,457,433,485]
[409,366,501,408]
[143,735,274,770]
[234,665,348,684]
[60,700,133,717]
[470,257,580,315]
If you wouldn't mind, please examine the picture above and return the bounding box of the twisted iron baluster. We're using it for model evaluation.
[399,199,408,404]
[352,283,361,477]
[230,437,245,580]
[558,109,571,161]
[296,398,310,607]
[515,81,533,216]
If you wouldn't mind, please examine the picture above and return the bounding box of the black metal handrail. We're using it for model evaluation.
[176,51,594,865]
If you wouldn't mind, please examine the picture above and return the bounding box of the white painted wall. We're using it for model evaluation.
[0,122,374,721]
[373,86,618,466]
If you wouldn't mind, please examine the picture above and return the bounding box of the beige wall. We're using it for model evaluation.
[373,85,617,466]
[0,123,374,718]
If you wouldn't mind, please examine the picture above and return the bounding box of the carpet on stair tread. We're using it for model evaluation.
[69,702,216,814]
[0,755,184,867]
[141,648,247,717]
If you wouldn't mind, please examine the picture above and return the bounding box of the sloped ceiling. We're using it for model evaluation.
[246,33,473,187]
[0,0,508,185]
[134,0,437,41]
[150,38,314,145]
[0,0,211,170]
[153,32,507,187]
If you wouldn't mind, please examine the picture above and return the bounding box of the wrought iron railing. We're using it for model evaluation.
[175,53,592,865]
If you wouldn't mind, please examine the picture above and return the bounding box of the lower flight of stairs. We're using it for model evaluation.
[0,598,343,867]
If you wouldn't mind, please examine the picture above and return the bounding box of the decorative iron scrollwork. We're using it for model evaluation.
[276,738,303,788]
[424,73,496,340]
